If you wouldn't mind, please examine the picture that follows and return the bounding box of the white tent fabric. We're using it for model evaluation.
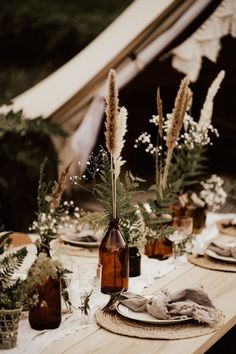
[71,0,231,172]
[9,0,174,120]
[172,0,236,81]
[3,0,176,174]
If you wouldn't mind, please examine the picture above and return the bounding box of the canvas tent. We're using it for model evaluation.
[7,0,236,174]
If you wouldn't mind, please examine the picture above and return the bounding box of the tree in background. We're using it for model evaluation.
[0,0,133,103]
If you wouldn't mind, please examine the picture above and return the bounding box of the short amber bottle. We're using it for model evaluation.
[129,246,141,277]
[28,275,61,330]
[99,219,129,293]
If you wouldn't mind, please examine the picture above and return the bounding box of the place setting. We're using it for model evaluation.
[188,237,236,272]
[51,211,105,258]
[216,218,236,237]
[95,287,224,340]
[58,228,101,257]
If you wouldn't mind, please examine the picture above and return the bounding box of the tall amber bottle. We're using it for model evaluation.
[99,219,129,293]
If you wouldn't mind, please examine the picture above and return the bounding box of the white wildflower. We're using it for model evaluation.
[200,175,227,211]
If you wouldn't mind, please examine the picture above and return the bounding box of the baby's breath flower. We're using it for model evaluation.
[135,112,219,156]
[200,175,227,211]
[45,195,52,203]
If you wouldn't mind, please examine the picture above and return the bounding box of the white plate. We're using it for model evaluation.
[117,303,192,324]
[60,234,100,248]
[206,249,236,263]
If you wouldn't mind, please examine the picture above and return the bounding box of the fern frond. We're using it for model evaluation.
[0,247,27,288]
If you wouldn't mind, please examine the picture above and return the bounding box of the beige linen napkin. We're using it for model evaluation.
[118,288,223,326]
[207,241,236,258]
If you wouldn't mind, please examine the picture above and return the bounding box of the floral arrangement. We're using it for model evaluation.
[135,78,192,241]
[135,71,225,191]
[70,70,147,248]
[27,159,73,306]
[0,232,27,309]
[94,69,149,247]
[103,69,128,220]
[169,71,225,189]
[29,159,73,252]
[199,175,227,211]
[177,174,227,211]
[23,252,65,307]
[134,71,226,241]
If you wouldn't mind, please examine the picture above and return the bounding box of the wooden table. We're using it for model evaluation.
[42,262,236,354]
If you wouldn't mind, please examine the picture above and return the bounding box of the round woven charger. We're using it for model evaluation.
[188,254,236,272]
[95,309,222,340]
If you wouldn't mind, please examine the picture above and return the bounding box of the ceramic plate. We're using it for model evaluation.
[116,303,192,324]
[206,249,236,263]
[216,219,236,237]
[60,234,100,248]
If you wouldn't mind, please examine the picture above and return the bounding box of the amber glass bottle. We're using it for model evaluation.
[29,275,61,330]
[129,246,141,277]
[145,216,172,260]
[145,237,172,260]
[186,205,206,234]
[99,219,129,293]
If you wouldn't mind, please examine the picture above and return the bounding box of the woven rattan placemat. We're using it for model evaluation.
[188,254,236,272]
[95,309,222,340]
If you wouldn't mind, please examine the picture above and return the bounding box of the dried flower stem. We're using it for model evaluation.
[162,77,190,190]
[156,87,164,198]
[198,70,225,129]
[50,161,72,211]
[156,87,163,138]
[105,69,119,155]
[104,69,127,219]
[111,156,117,219]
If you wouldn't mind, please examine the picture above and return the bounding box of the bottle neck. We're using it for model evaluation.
[109,218,119,229]
[37,245,51,258]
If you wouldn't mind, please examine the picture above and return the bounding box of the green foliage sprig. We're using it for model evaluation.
[31,159,72,253]
[169,145,208,189]
[0,109,67,138]
[95,150,146,247]
[135,80,191,240]
[23,252,68,307]
[0,107,68,230]
[0,232,28,309]
[28,160,73,307]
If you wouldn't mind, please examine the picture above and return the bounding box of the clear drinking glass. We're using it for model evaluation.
[61,259,74,313]
[167,216,193,266]
[70,263,102,324]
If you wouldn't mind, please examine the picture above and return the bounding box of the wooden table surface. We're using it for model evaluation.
[42,262,236,354]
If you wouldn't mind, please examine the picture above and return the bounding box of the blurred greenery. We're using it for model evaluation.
[0,0,133,103]
[0,109,67,231]
[0,0,133,231]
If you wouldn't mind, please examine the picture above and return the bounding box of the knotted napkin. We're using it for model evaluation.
[207,241,236,259]
[118,288,223,326]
